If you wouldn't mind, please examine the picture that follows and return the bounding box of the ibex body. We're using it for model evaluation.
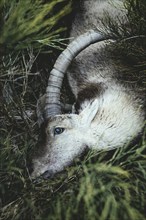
[31,0,145,179]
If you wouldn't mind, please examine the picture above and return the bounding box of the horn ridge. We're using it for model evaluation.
[45,30,108,118]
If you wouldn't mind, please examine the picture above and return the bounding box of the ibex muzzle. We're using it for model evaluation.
[31,0,145,179]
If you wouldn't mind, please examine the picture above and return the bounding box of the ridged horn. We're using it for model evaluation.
[45,30,108,118]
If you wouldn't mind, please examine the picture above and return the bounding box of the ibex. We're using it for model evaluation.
[31,0,145,179]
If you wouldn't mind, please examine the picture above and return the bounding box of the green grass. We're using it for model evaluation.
[0,0,72,51]
[0,0,146,219]
[0,135,146,220]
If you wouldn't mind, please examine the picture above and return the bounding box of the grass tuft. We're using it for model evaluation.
[0,0,72,52]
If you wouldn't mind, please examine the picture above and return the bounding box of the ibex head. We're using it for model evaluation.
[32,99,101,179]
[30,30,144,180]
[31,31,107,179]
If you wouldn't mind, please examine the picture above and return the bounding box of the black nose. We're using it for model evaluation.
[41,170,53,179]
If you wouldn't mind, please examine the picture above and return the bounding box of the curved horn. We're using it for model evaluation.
[45,30,108,118]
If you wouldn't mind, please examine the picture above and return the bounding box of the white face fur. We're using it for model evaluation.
[31,100,100,179]
[31,91,144,179]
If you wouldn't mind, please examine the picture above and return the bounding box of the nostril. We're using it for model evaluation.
[41,170,53,179]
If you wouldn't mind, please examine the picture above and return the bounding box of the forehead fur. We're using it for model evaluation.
[47,114,79,128]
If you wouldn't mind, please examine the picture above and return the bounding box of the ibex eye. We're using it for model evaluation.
[54,127,65,135]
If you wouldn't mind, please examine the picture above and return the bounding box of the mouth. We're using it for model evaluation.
[40,170,54,179]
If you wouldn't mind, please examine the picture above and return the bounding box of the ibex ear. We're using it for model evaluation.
[79,99,100,126]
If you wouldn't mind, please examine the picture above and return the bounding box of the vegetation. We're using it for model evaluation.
[1,142,146,220]
[0,0,146,220]
[0,0,71,51]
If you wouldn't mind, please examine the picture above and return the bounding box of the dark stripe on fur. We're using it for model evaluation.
[75,83,105,112]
